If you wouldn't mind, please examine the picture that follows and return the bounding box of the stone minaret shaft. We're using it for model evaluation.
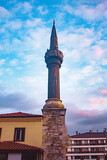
[42,21,66,160]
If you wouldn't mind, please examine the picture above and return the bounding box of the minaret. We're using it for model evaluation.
[42,21,66,160]
[45,20,63,102]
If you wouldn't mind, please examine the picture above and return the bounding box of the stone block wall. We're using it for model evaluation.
[42,108,66,160]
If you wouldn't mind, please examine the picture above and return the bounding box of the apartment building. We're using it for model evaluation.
[66,130,107,160]
[0,112,43,160]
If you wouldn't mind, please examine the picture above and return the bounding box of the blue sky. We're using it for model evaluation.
[0,0,107,135]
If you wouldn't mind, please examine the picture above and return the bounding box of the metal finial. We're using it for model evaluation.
[53,20,55,25]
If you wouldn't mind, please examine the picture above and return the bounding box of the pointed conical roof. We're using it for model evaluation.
[50,20,58,50]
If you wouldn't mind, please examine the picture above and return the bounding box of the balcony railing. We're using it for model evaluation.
[67,151,107,154]
[71,143,107,146]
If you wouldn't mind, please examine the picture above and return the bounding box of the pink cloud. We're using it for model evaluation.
[71,109,97,117]
[94,46,104,57]
[88,97,107,108]
[99,88,107,96]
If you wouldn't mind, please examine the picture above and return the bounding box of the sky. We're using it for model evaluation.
[0,0,107,135]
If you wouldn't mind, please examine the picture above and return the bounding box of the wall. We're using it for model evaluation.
[0,117,42,147]
[8,153,21,160]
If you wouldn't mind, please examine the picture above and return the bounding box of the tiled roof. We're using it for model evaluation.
[70,132,106,138]
[0,141,43,153]
[0,112,42,118]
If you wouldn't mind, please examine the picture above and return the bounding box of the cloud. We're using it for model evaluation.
[26,18,42,27]
[0,59,5,65]
[17,75,47,101]
[92,87,107,97]
[88,97,107,108]
[87,87,107,108]
[22,2,33,13]
[5,68,13,75]
[99,88,107,96]
[101,59,107,66]
[13,2,33,14]
[0,45,3,49]
[9,59,19,66]
[66,107,107,134]
[94,46,105,57]
[0,92,40,113]
[37,5,48,15]
[58,27,96,57]
[78,110,107,125]
[58,26,106,100]
[61,63,103,92]
[63,1,107,21]
[4,20,22,30]
[0,6,11,19]
[21,54,38,64]
[0,25,50,55]
[0,69,3,76]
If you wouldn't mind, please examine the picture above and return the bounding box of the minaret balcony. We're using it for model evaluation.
[45,49,63,67]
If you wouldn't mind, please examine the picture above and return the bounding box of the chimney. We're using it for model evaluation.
[76,131,78,135]
[103,128,107,132]
[89,130,93,133]
[103,128,107,136]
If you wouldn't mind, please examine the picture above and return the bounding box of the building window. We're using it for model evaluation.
[99,147,105,152]
[74,140,80,145]
[75,156,80,159]
[82,148,88,152]
[74,148,80,153]
[91,148,96,152]
[100,140,104,144]
[91,155,98,159]
[82,140,88,144]
[0,128,2,139]
[83,156,89,159]
[90,140,96,144]
[14,128,25,141]
[100,155,104,159]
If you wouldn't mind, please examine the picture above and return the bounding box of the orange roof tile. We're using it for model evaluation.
[0,141,43,153]
[0,112,42,118]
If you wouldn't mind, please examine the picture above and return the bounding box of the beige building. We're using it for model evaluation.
[66,130,107,160]
[0,112,43,160]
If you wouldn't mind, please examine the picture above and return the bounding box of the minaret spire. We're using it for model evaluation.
[50,20,58,50]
